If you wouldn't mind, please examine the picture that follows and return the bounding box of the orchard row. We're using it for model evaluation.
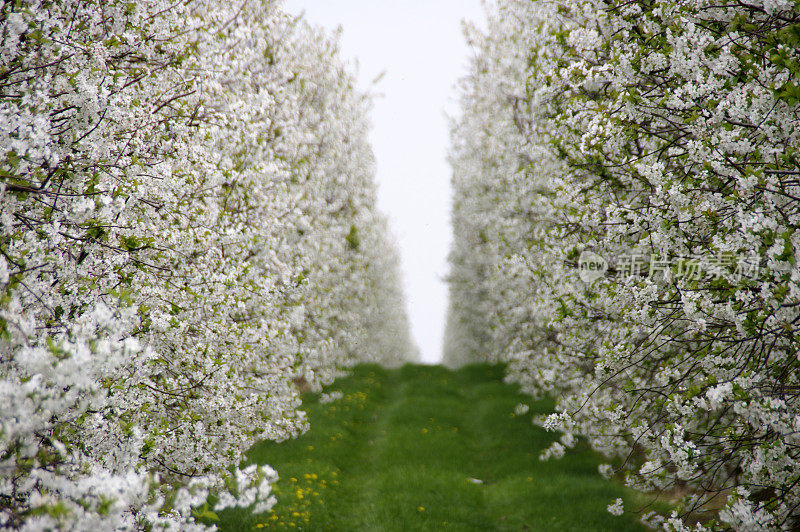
[0,1,415,529]
[445,1,800,530]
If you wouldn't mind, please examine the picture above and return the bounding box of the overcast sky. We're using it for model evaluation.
[282,0,486,364]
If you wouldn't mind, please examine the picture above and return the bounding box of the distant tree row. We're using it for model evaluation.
[0,1,415,529]
[445,0,800,529]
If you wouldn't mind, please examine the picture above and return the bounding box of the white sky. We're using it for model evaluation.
[282,1,486,364]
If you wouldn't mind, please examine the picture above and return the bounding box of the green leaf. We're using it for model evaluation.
[346,225,360,251]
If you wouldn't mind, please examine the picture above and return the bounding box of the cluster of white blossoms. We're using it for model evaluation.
[446,0,799,529]
[0,0,415,529]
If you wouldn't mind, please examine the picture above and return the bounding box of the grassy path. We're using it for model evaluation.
[214,364,646,531]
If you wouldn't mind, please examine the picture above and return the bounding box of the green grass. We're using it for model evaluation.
[212,363,647,531]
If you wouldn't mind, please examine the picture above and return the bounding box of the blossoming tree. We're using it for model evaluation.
[446,0,800,529]
[0,0,415,529]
